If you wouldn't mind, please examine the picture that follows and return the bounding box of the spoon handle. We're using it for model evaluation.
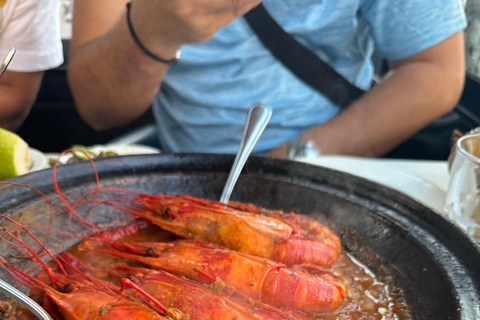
[0,279,52,320]
[220,103,272,204]
[0,47,15,78]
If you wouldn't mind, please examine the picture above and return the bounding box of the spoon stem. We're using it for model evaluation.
[220,103,272,204]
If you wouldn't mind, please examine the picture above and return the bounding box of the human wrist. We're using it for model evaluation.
[127,1,181,64]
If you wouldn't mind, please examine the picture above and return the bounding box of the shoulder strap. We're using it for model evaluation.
[244,4,365,108]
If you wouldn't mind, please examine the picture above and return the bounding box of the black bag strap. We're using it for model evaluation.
[244,4,365,108]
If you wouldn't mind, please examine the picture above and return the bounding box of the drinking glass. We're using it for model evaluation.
[446,133,480,240]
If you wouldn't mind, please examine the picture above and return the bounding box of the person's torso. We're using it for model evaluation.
[154,0,376,154]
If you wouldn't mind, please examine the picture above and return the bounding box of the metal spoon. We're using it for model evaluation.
[220,103,272,204]
[0,279,52,320]
[0,47,16,78]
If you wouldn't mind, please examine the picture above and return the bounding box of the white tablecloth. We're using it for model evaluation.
[299,156,449,214]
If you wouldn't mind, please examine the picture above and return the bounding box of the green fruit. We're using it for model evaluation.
[0,128,31,180]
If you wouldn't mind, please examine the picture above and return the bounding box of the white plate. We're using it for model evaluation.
[50,144,161,165]
[29,148,49,173]
[300,156,448,214]
[86,144,160,156]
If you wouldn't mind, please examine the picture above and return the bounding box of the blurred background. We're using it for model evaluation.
[16,0,156,153]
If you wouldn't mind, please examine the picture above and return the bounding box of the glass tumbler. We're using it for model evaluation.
[446,133,480,240]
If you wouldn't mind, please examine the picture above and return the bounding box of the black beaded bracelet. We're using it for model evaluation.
[126,2,180,65]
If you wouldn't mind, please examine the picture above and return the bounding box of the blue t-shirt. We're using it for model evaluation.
[153,0,466,154]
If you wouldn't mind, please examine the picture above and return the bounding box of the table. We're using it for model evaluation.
[298,155,449,214]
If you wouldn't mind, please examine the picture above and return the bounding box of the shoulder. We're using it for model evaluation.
[0,0,63,72]
[1,0,60,37]
[360,0,466,61]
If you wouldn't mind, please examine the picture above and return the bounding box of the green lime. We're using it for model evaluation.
[0,127,31,180]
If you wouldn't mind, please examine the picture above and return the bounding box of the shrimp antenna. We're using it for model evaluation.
[0,215,68,276]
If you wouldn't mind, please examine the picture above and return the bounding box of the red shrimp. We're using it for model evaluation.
[117,267,307,320]
[11,272,172,320]
[111,194,341,268]
[81,233,346,313]
[0,215,179,320]
[57,252,306,320]
[230,201,341,245]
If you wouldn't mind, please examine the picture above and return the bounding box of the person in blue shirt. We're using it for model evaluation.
[68,0,467,158]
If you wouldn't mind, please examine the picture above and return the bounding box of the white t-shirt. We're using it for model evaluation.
[0,0,63,72]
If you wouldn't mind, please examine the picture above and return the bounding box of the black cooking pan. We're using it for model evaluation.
[0,154,479,319]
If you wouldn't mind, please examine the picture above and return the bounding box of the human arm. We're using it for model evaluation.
[268,31,465,158]
[0,0,62,131]
[68,0,262,131]
[0,70,44,132]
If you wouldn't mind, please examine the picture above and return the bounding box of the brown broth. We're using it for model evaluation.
[322,253,409,320]
[0,301,36,320]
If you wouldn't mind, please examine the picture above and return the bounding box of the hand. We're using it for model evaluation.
[130,0,262,57]
[267,143,288,158]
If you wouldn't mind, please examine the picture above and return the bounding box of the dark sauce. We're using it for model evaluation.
[324,253,409,320]
[0,301,35,320]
